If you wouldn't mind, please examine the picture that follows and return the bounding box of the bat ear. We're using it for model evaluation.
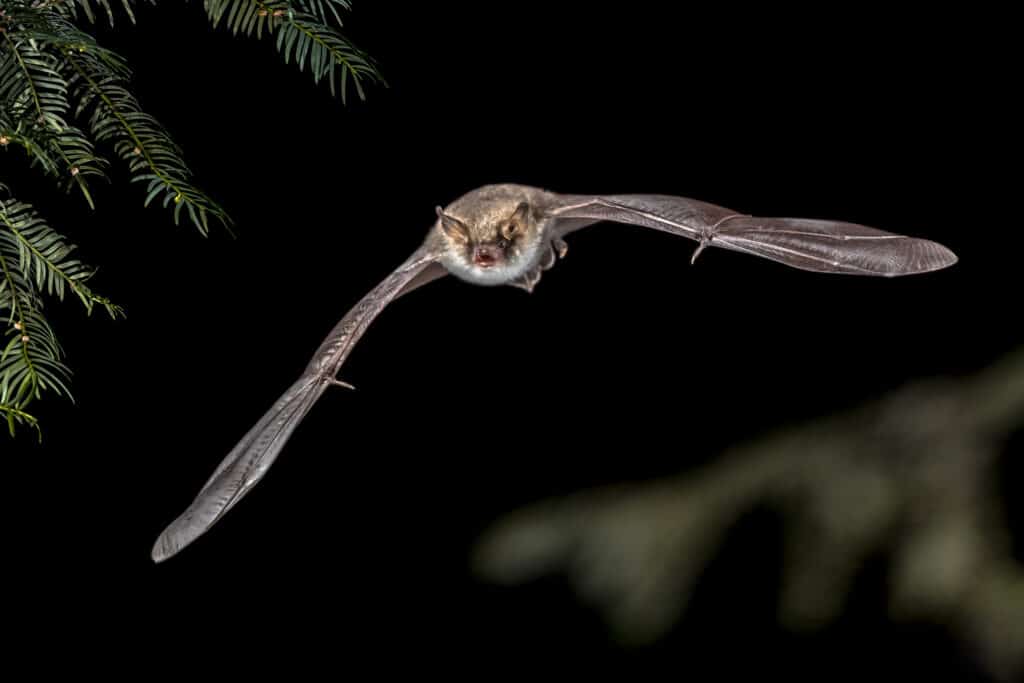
[436,206,470,244]
[502,201,532,239]
[510,201,531,225]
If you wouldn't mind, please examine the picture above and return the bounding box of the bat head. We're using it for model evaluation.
[435,188,547,286]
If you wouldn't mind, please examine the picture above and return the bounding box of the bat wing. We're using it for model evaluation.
[546,194,957,276]
[151,247,443,562]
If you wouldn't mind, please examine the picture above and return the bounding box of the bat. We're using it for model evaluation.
[151,183,957,562]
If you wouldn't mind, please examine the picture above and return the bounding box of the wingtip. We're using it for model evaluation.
[922,241,959,274]
[886,240,958,277]
[150,532,176,564]
[151,522,197,564]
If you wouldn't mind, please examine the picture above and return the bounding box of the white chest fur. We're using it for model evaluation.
[440,238,543,286]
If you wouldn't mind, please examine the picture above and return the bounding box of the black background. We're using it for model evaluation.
[3,2,1017,679]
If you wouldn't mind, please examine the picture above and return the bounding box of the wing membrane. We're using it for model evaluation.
[549,194,736,239]
[548,194,956,276]
[713,217,956,275]
[151,248,440,562]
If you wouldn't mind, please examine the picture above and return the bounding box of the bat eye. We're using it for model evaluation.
[497,238,510,250]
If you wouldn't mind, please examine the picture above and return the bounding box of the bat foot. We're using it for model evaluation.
[509,279,536,294]
[327,378,356,390]
[554,238,568,259]
[509,266,543,293]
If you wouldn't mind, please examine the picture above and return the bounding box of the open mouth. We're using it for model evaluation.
[473,248,499,268]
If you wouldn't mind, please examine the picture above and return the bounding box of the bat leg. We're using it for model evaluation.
[690,238,710,265]
[508,278,535,293]
[509,266,542,293]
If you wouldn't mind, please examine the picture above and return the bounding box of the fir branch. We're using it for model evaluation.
[0,28,71,131]
[277,8,381,102]
[0,107,63,175]
[0,12,109,205]
[295,0,350,27]
[19,4,133,78]
[0,187,119,433]
[203,1,383,103]
[204,0,276,37]
[0,107,108,207]
[62,0,146,27]
[0,401,40,438]
[0,235,70,416]
[1,0,381,433]
[66,52,231,234]
[0,193,122,316]
[0,304,72,407]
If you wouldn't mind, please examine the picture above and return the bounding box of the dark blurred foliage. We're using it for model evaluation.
[476,349,1024,680]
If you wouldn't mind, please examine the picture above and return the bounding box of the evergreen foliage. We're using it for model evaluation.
[0,0,381,434]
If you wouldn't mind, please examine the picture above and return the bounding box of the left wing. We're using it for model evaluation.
[546,194,957,276]
[151,247,442,562]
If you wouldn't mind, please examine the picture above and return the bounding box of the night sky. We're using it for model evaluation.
[3,3,1015,678]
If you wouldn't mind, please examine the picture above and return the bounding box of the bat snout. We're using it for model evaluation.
[473,245,502,268]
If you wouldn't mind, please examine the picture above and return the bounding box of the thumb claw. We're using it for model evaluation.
[328,378,355,390]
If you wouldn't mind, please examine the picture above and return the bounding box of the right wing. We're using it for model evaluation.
[547,194,957,276]
[151,247,443,563]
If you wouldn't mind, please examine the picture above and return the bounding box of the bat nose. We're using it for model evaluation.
[473,246,500,267]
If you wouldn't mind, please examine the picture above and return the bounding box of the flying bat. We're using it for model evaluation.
[151,184,957,562]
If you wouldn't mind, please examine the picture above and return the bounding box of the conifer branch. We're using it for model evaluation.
[203,0,383,102]
[0,0,379,433]
[0,186,119,432]
[66,52,231,234]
